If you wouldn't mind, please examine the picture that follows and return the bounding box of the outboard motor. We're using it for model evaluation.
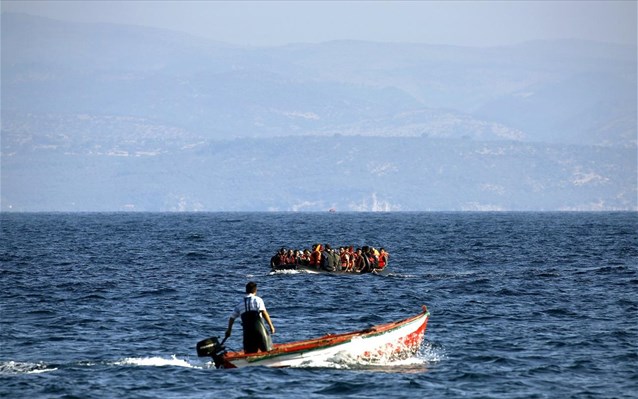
[196,336,227,368]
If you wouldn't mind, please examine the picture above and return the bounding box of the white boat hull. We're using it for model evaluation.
[220,306,429,368]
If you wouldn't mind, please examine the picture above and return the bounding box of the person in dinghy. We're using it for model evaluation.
[225,281,276,353]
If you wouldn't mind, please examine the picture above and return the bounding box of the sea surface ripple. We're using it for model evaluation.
[1,212,637,398]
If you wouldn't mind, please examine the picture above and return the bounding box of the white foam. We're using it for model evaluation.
[285,351,425,371]
[114,355,201,369]
[0,361,58,375]
[286,340,444,370]
[269,269,302,275]
[418,341,446,363]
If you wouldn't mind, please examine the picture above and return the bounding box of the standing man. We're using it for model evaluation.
[225,281,275,354]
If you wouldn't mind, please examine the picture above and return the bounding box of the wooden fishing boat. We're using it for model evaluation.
[197,305,429,368]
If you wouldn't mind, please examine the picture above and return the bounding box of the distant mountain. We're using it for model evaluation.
[3,13,635,145]
[1,13,636,211]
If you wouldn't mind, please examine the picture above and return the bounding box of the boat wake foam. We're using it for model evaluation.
[0,361,58,375]
[0,343,443,375]
[286,341,444,371]
[269,269,302,275]
[114,355,201,369]
[269,269,319,275]
[0,356,207,375]
[287,353,427,371]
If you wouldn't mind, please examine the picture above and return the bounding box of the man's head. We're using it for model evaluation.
[246,281,257,294]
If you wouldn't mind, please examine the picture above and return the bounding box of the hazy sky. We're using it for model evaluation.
[2,0,636,47]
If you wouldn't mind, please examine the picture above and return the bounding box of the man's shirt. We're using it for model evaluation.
[230,293,266,320]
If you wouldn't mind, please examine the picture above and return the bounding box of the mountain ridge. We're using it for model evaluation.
[1,13,636,211]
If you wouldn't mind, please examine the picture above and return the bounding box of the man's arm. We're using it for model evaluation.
[261,310,275,334]
[225,317,235,339]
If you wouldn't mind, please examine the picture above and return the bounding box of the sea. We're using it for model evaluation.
[1,212,636,399]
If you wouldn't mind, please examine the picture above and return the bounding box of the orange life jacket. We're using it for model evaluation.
[340,252,349,268]
[309,248,321,266]
[378,251,388,268]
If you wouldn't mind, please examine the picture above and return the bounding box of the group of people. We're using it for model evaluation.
[270,244,389,273]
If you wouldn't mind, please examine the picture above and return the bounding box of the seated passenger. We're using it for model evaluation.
[292,249,302,265]
[270,251,281,269]
[277,248,288,266]
[309,244,322,268]
[285,249,296,265]
[347,246,356,271]
[339,247,349,271]
[378,248,388,269]
[300,249,311,265]
[369,247,380,269]
[331,248,340,271]
[320,244,336,272]
[353,248,364,272]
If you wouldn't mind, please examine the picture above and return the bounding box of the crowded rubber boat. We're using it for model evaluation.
[197,305,429,368]
[270,244,389,273]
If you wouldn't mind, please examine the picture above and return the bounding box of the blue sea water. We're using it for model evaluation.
[1,212,637,398]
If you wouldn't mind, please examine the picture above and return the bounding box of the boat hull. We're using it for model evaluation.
[217,306,429,368]
[270,264,389,276]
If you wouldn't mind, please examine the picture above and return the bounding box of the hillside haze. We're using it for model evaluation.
[2,13,636,211]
